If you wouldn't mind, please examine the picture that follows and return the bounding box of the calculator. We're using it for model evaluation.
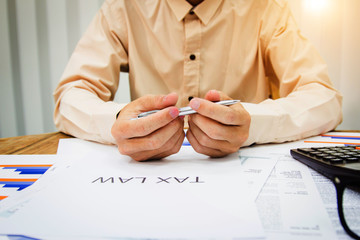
[291,145,360,239]
[290,146,360,181]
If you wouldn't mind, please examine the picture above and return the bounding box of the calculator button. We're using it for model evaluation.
[323,150,336,154]
[344,151,357,155]
[331,153,344,157]
[329,158,344,164]
[298,148,315,153]
[315,153,329,158]
[343,147,356,150]
[323,155,337,161]
[344,157,359,163]
[310,151,322,156]
[317,148,330,152]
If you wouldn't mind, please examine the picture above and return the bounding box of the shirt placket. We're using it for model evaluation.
[181,12,202,107]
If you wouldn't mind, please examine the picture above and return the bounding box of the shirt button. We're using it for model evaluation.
[189,54,196,60]
[189,10,195,15]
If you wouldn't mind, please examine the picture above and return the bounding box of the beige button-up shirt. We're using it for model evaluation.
[54,0,342,146]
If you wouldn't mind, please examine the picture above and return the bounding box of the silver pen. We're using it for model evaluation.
[133,100,240,119]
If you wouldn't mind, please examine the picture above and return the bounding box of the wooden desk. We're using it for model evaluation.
[0,132,73,155]
[1,130,358,155]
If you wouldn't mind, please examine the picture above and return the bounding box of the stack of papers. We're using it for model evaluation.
[0,132,360,239]
[0,138,278,239]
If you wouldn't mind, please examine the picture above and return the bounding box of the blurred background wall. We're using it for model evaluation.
[0,0,359,138]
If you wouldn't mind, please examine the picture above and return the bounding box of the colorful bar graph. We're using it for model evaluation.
[3,167,50,175]
[304,140,360,145]
[5,235,41,240]
[0,165,52,175]
[0,164,53,200]
[0,178,37,191]
[303,134,360,146]
[321,134,360,140]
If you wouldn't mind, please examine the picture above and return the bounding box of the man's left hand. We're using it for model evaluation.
[186,90,251,157]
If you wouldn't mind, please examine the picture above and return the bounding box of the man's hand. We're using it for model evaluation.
[186,90,251,157]
[111,93,185,161]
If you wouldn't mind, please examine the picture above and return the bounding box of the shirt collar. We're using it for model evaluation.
[167,0,223,25]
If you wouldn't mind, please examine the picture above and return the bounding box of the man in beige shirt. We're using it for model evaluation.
[54,0,342,161]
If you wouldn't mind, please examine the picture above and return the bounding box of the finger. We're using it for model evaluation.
[113,106,179,140]
[204,90,221,102]
[189,98,244,125]
[186,127,226,158]
[149,129,185,160]
[204,90,232,102]
[189,117,242,153]
[128,124,185,161]
[113,93,180,139]
[130,127,185,161]
[189,113,242,141]
[119,118,183,154]
[190,113,249,149]
[188,117,237,152]
[135,92,178,112]
[117,93,179,120]
[128,106,180,137]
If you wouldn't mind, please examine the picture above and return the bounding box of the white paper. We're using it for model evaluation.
[311,169,360,239]
[253,132,360,239]
[256,155,337,239]
[2,132,357,239]
[0,139,277,239]
[0,155,57,201]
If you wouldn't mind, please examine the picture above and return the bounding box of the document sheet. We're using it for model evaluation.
[0,139,278,239]
[0,155,56,201]
[1,132,360,239]
[252,132,360,240]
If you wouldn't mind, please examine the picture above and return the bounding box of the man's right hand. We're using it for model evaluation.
[111,93,185,161]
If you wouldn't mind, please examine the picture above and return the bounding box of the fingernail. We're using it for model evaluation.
[190,99,200,110]
[210,89,218,95]
[163,92,177,102]
[169,108,179,119]
[163,94,169,102]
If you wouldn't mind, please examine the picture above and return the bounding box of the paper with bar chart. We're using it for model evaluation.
[1,132,359,239]
[0,155,56,201]
[304,132,360,146]
[0,139,280,239]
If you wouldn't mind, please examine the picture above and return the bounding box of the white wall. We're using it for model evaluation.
[288,0,360,131]
[0,0,130,138]
[0,0,359,138]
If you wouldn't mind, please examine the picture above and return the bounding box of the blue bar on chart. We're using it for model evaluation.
[0,164,53,200]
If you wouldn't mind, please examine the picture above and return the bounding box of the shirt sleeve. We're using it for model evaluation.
[53,0,128,144]
[242,1,343,146]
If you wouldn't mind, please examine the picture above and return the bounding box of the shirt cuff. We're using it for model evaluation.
[56,88,128,145]
[241,102,281,146]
